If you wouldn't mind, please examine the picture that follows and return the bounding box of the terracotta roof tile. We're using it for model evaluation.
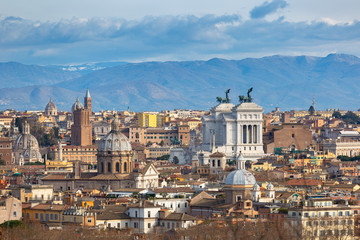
[286,179,322,186]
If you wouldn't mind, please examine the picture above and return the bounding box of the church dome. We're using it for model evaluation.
[72,98,84,112]
[45,98,57,111]
[98,117,132,152]
[13,121,42,164]
[14,134,40,150]
[225,169,256,186]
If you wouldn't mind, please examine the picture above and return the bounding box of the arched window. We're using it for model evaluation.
[108,162,111,173]
[124,162,127,172]
[116,162,120,172]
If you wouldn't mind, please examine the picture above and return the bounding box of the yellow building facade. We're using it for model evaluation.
[137,113,169,127]
[251,162,275,171]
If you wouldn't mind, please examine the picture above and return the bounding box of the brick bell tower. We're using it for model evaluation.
[71,89,93,146]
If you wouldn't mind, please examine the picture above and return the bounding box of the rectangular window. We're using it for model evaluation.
[148,223,151,228]
[55,214,58,220]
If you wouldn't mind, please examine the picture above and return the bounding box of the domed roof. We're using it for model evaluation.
[98,117,132,152]
[225,169,256,186]
[14,134,40,150]
[14,121,40,151]
[72,98,84,112]
[45,98,57,111]
[252,183,260,191]
[267,182,274,190]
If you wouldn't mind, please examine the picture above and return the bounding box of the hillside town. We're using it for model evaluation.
[0,88,360,239]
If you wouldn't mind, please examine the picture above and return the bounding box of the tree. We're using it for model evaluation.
[308,105,315,116]
[15,117,26,133]
[0,155,5,165]
[342,111,360,124]
[157,154,170,160]
[332,111,342,119]
[173,156,179,164]
[159,140,165,146]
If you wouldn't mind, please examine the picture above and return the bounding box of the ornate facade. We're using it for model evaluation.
[202,101,264,161]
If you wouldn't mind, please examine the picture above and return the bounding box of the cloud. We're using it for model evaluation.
[0,15,359,64]
[250,0,288,19]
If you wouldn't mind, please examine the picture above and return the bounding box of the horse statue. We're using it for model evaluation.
[216,89,231,103]
[239,87,253,103]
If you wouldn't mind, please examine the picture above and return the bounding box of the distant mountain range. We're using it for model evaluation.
[0,53,359,112]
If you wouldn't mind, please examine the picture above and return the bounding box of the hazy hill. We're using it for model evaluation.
[0,62,81,88]
[1,54,360,111]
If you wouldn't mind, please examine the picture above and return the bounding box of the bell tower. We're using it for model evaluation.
[71,89,93,146]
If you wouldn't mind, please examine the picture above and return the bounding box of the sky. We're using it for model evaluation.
[1,0,360,65]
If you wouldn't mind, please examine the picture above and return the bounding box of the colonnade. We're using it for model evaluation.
[241,124,261,144]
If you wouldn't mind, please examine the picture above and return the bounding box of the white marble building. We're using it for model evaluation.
[201,102,264,161]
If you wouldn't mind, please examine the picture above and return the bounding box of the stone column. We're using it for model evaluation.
[253,125,257,144]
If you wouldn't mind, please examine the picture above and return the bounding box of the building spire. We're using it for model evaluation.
[84,88,92,111]
[85,88,91,98]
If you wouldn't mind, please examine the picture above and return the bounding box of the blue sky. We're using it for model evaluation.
[1,0,359,65]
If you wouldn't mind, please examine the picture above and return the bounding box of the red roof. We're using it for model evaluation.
[286,179,322,186]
